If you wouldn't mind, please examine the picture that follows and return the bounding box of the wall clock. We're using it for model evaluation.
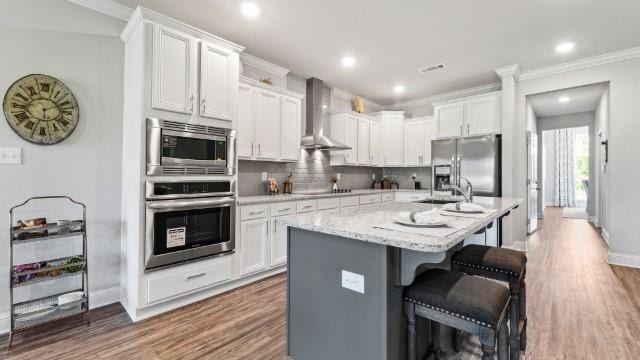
[3,74,79,145]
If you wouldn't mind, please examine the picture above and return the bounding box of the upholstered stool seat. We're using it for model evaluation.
[404,269,511,360]
[452,244,528,358]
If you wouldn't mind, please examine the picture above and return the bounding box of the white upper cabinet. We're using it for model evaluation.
[237,77,304,162]
[199,41,238,121]
[434,92,502,138]
[237,83,255,158]
[466,95,501,135]
[369,120,383,166]
[435,103,464,138]
[255,89,280,160]
[330,113,359,165]
[403,117,436,166]
[377,111,405,167]
[280,95,302,161]
[357,117,370,165]
[151,25,197,114]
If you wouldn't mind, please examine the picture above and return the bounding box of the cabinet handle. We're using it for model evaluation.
[258,144,261,155]
[249,210,264,215]
[251,142,254,157]
[186,273,206,281]
[459,125,463,135]
[273,219,277,233]
[202,98,206,112]
[467,124,470,135]
[278,208,291,212]
[189,94,194,112]
[303,205,313,209]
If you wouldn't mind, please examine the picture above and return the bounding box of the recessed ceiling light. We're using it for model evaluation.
[558,96,571,103]
[394,85,405,94]
[241,3,261,18]
[555,42,575,53]
[341,56,356,67]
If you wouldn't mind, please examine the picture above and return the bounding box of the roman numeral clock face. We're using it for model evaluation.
[3,74,79,145]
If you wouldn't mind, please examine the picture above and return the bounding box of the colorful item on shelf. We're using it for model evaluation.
[267,178,279,195]
[15,217,48,240]
[353,96,365,113]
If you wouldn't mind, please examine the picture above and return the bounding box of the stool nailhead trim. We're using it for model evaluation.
[452,260,520,277]
[404,297,495,329]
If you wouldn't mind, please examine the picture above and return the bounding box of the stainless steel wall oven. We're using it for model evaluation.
[145,179,235,270]
[147,118,236,176]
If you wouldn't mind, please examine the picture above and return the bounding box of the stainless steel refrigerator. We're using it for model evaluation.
[431,135,501,197]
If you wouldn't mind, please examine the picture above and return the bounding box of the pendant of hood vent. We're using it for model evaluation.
[300,78,352,151]
[418,63,447,74]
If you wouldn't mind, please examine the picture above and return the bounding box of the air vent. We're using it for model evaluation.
[161,120,230,136]
[418,63,447,74]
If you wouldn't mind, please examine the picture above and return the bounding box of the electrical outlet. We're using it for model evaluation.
[261,172,268,181]
[0,148,21,164]
[336,173,341,181]
[341,270,365,294]
[372,173,376,180]
[411,173,417,178]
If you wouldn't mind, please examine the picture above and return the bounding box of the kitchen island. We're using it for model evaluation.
[281,196,522,360]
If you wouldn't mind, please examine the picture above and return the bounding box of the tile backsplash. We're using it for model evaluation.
[238,149,382,196]
[382,166,432,190]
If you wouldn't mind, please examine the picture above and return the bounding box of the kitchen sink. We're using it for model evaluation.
[421,199,463,204]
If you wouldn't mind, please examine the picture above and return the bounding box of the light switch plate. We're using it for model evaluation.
[0,148,21,164]
[341,270,365,294]
[336,173,341,181]
[261,172,268,181]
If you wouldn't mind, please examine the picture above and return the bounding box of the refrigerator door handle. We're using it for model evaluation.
[457,155,461,186]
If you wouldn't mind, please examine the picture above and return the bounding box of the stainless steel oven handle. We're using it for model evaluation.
[147,197,235,211]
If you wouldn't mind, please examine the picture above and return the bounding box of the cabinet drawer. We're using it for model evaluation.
[359,194,382,205]
[241,204,269,220]
[270,202,296,216]
[297,200,317,213]
[381,193,395,202]
[146,256,232,304]
[395,192,429,202]
[317,197,340,210]
[340,196,359,208]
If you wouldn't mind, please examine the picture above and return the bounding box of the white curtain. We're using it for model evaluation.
[554,128,576,207]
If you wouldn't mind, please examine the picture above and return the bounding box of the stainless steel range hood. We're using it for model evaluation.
[300,77,351,150]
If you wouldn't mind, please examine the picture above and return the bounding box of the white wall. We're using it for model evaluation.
[0,0,125,330]
[595,88,610,238]
[509,58,639,266]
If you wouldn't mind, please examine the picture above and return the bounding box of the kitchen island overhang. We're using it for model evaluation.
[282,197,522,360]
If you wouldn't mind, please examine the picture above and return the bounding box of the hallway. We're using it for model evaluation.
[525,208,640,359]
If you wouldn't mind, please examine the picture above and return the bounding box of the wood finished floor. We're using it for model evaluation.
[2,208,639,359]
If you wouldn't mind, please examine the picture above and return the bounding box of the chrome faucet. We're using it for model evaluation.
[459,177,473,202]
[443,177,473,203]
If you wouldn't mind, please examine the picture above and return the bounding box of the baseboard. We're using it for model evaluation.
[601,228,610,247]
[91,286,121,309]
[0,286,121,335]
[502,240,527,252]
[608,251,640,269]
[588,216,599,227]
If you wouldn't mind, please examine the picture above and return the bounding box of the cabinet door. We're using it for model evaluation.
[435,103,464,138]
[466,96,501,135]
[369,121,382,166]
[237,84,255,158]
[280,96,302,161]
[404,121,426,166]
[270,216,290,266]
[423,119,437,166]
[381,116,404,166]
[240,218,269,275]
[255,89,280,160]
[199,41,238,121]
[357,117,370,165]
[151,25,196,114]
[344,115,358,164]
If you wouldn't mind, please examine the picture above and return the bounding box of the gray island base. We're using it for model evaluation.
[283,197,522,360]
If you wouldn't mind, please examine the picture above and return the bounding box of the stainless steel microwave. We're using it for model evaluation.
[146,118,236,176]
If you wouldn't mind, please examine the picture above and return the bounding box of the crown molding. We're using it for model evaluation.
[519,46,640,81]
[240,53,290,78]
[67,0,134,21]
[495,64,521,80]
[386,82,502,110]
[240,75,304,99]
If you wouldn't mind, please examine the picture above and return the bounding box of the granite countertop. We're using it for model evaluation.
[279,197,522,253]
[238,188,442,205]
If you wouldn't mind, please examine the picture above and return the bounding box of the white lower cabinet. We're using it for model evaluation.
[270,215,291,266]
[395,192,429,202]
[240,218,269,275]
[381,193,395,202]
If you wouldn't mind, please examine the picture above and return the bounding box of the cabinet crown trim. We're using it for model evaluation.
[240,76,304,99]
[121,6,245,53]
[241,53,290,77]
[432,90,502,107]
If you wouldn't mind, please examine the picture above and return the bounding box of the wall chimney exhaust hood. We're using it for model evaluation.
[300,78,351,151]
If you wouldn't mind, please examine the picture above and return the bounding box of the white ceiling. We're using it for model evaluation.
[528,83,607,118]
[112,0,640,105]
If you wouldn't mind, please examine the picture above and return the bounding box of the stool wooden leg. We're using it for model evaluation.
[498,321,509,360]
[404,302,417,360]
[479,327,496,360]
[509,289,520,360]
[519,279,527,351]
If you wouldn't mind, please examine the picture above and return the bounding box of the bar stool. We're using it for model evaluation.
[452,244,527,359]
[404,269,511,360]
